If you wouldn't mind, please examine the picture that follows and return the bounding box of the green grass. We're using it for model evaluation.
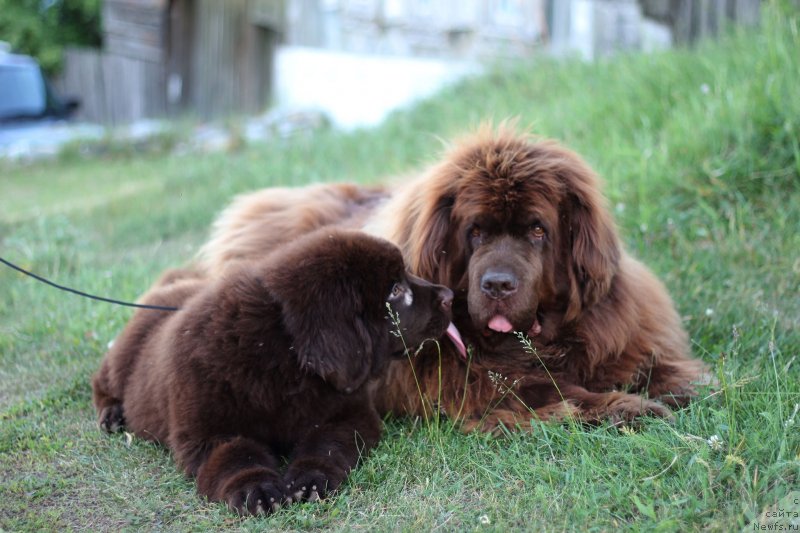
[1,3,799,531]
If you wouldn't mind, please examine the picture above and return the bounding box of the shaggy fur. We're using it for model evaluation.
[198,127,711,432]
[200,182,388,270]
[92,229,454,514]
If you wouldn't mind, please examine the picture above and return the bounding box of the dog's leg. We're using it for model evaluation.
[460,402,581,435]
[641,356,715,407]
[96,402,125,433]
[92,278,201,434]
[462,381,675,433]
[284,408,382,503]
[91,361,126,433]
[555,384,675,425]
[187,436,284,516]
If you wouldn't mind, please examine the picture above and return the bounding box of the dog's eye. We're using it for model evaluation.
[389,283,404,299]
[530,224,546,240]
[469,225,483,246]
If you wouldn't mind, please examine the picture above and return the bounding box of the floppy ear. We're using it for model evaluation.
[402,173,465,288]
[563,173,621,321]
[280,284,385,393]
[414,194,460,285]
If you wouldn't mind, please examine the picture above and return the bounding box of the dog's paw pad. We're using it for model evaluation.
[227,479,284,516]
[608,396,674,425]
[98,404,125,433]
[284,470,332,503]
[253,495,281,515]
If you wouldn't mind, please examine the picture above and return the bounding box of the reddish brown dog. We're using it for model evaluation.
[197,126,712,431]
[92,229,454,515]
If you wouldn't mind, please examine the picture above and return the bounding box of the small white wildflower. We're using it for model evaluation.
[479,514,491,525]
[707,434,723,451]
[700,83,710,94]
[487,370,506,393]
[785,403,799,429]
[705,308,714,317]
[615,202,625,213]
[487,370,520,394]
[640,223,648,233]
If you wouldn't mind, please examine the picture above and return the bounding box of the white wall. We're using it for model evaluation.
[274,45,479,129]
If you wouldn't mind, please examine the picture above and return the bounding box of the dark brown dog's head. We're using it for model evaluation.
[404,128,622,344]
[266,229,454,393]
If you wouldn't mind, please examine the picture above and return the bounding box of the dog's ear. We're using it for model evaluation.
[402,175,464,287]
[280,283,385,393]
[416,194,460,284]
[562,167,621,321]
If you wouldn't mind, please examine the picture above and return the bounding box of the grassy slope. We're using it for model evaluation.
[1,4,798,531]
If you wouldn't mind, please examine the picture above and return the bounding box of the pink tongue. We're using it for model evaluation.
[446,322,468,360]
[488,315,514,333]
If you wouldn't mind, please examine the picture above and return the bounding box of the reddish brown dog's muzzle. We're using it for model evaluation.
[480,270,519,300]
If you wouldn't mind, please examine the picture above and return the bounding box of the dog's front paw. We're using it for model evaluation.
[225,476,285,516]
[97,404,125,433]
[607,395,674,425]
[284,469,334,503]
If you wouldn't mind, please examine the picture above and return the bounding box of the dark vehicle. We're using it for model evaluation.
[0,44,80,124]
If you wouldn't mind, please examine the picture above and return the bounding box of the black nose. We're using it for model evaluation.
[437,287,453,311]
[480,271,518,300]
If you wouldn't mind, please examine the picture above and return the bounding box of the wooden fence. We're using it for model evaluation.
[640,0,761,44]
[54,0,281,125]
[54,47,166,124]
[187,0,278,121]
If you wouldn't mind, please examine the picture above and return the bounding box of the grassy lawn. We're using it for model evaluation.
[1,4,798,531]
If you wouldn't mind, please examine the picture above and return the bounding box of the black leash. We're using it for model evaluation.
[0,256,179,311]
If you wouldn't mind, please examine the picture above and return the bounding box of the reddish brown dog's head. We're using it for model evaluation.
[402,128,622,343]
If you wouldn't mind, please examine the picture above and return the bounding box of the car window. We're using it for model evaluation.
[0,65,46,119]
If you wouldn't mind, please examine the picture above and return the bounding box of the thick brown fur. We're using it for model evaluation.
[92,229,453,514]
[197,126,711,432]
[198,182,388,271]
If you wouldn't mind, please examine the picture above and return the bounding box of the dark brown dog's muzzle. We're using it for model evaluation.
[437,286,454,311]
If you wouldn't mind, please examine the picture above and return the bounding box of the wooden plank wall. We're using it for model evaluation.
[639,0,761,44]
[675,0,761,43]
[54,0,168,124]
[103,0,167,62]
[190,0,274,119]
[57,0,277,124]
[167,0,195,114]
[54,47,166,124]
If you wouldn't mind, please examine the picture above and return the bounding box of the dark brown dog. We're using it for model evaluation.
[92,229,454,515]
[196,126,712,431]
